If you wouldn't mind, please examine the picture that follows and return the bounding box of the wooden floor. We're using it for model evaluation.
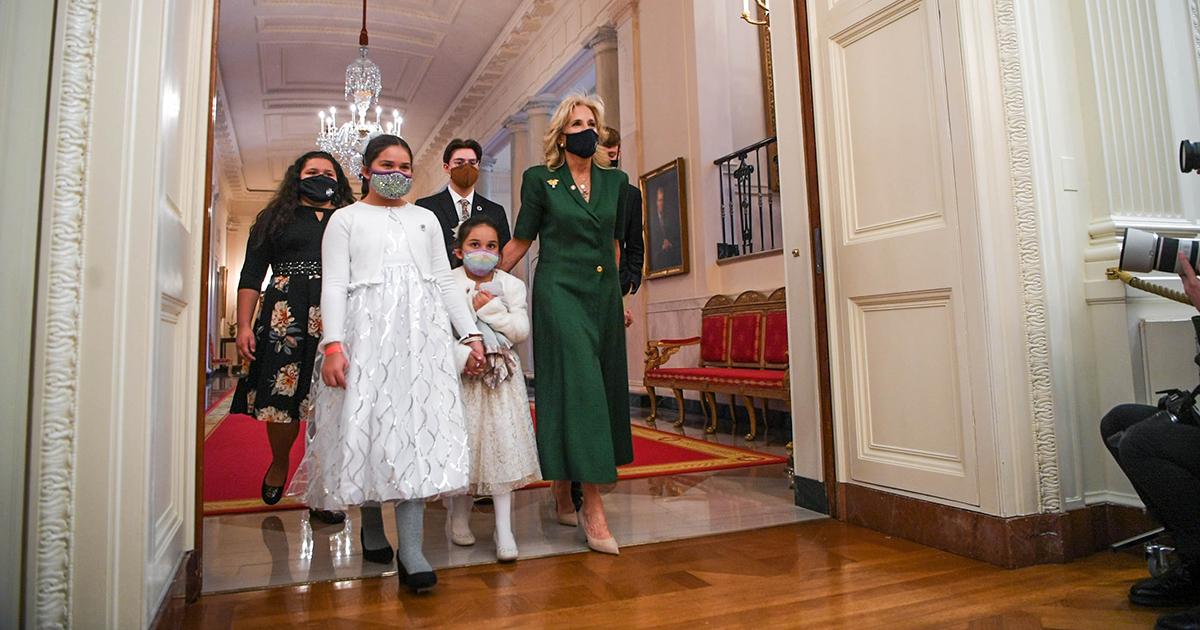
[183,519,1170,629]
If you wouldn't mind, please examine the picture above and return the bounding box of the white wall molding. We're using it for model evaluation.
[414,0,560,167]
[213,69,251,206]
[994,0,1060,513]
[645,296,709,314]
[34,0,101,625]
[1083,0,1184,253]
[1189,0,1200,89]
[1083,489,1143,508]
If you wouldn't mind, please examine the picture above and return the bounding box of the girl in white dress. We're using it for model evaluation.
[290,134,486,594]
[445,216,541,562]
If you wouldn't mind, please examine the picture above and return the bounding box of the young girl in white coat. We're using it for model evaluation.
[290,134,486,594]
[446,216,541,562]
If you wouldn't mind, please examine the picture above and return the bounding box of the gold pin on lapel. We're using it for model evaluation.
[547,179,559,188]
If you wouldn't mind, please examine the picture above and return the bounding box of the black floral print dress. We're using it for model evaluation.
[231,206,333,423]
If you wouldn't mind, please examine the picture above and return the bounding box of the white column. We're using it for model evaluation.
[586,26,620,129]
[522,93,560,164]
[477,155,497,199]
[503,112,533,370]
[1083,0,1194,267]
[504,113,530,220]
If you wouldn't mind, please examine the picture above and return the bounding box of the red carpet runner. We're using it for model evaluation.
[204,401,786,515]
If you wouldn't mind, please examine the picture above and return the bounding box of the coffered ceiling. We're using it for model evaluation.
[215,0,526,201]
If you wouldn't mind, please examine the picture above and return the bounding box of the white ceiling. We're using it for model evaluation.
[215,0,526,195]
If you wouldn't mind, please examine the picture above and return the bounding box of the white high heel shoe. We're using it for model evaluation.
[579,507,618,555]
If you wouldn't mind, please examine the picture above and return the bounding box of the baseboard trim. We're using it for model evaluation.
[794,476,829,514]
[838,483,1156,568]
[150,550,194,630]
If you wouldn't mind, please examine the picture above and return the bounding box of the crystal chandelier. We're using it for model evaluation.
[316,0,402,180]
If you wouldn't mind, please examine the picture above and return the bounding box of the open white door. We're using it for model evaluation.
[145,0,211,616]
[810,0,989,506]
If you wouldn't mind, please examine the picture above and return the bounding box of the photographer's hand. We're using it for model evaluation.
[1177,251,1200,312]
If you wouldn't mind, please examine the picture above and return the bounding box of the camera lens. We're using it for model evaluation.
[1121,228,1200,274]
[1181,140,1200,173]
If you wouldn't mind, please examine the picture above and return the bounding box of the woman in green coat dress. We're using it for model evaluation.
[499,94,631,555]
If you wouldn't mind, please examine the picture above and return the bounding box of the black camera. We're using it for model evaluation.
[1156,386,1200,425]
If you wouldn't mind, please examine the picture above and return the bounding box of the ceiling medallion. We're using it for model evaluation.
[316,0,401,180]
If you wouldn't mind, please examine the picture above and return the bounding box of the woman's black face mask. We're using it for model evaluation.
[563,128,600,159]
[299,174,338,203]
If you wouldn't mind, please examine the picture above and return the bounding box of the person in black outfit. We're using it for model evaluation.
[600,127,645,298]
[415,138,511,267]
[231,150,355,524]
[1102,251,1200,630]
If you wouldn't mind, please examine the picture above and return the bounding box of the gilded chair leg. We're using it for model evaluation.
[672,388,686,428]
[704,392,719,434]
[743,395,758,441]
[647,386,658,425]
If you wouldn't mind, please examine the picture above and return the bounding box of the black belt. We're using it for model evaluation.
[272,261,321,276]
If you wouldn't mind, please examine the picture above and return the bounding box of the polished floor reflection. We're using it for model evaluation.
[201,405,822,594]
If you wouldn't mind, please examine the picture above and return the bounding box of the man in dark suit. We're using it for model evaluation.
[601,127,644,299]
[415,138,511,267]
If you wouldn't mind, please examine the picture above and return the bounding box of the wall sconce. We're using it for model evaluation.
[741,0,769,26]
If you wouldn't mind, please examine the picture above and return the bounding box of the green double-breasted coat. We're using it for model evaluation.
[513,162,634,483]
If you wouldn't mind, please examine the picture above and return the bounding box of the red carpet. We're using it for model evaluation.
[203,412,307,515]
[203,404,786,515]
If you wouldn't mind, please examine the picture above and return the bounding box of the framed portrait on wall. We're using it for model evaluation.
[641,158,688,279]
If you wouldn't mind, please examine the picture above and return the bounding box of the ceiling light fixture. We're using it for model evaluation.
[741,0,769,26]
[316,0,401,179]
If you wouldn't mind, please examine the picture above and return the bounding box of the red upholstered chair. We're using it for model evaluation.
[643,288,790,440]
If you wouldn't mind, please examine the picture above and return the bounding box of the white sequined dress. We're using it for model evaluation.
[291,206,471,510]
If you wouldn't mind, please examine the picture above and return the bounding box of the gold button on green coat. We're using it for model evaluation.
[513,163,633,483]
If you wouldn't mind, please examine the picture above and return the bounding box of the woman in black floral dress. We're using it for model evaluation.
[231,150,355,519]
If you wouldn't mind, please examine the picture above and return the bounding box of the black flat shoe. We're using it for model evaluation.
[260,467,284,506]
[1157,606,1200,630]
[309,508,345,525]
[397,557,437,594]
[1132,563,1200,607]
[359,528,394,565]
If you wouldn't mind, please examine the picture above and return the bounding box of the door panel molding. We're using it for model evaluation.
[814,0,985,507]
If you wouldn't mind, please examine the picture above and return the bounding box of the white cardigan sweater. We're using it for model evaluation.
[450,267,530,343]
[450,267,530,371]
[320,200,479,351]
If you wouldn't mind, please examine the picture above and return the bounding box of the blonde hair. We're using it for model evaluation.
[542,93,612,170]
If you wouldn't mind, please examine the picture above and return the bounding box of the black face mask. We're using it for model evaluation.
[563,128,600,159]
[299,174,338,203]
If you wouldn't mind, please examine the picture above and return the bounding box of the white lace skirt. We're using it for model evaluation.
[289,264,471,510]
[461,351,542,495]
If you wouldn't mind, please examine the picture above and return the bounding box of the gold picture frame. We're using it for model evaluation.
[641,158,689,279]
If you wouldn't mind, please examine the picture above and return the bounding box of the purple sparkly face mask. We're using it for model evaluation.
[369,169,412,199]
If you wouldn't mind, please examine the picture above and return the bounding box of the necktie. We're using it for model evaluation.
[459,199,470,222]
